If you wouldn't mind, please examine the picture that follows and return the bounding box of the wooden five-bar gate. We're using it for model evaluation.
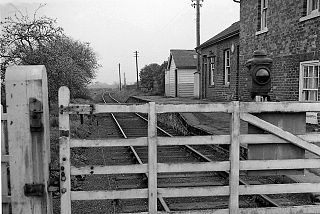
[59,86,320,214]
[2,65,320,214]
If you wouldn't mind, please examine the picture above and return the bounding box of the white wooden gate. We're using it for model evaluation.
[2,65,52,214]
[59,86,320,214]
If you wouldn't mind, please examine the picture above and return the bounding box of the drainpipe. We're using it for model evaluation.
[233,0,240,3]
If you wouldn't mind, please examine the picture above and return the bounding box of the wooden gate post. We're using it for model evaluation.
[58,86,71,214]
[5,65,52,214]
[229,101,240,214]
[148,102,158,213]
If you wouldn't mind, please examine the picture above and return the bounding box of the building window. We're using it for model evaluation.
[257,0,268,34]
[300,0,320,21]
[209,56,215,86]
[261,0,268,30]
[224,50,231,86]
[308,0,319,15]
[300,61,320,101]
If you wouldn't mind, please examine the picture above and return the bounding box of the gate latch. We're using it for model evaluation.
[24,183,45,196]
[29,98,43,132]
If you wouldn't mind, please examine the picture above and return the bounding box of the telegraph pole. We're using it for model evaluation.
[134,51,139,89]
[118,63,122,91]
[192,0,203,97]
[191,0,203,48]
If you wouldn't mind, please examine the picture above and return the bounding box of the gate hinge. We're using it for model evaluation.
[29,98,43,132]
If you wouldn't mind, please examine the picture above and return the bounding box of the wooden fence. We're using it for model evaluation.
[59,86,320,214]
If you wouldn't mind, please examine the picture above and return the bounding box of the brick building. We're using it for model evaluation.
[196,21,240,101]
[239,0,320,103]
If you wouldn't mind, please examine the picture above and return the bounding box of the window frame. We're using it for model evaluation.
[308,0,319,15]
[300,0,320,22]
[299,60,320,102]
[256,0,269,35]
[224,50,231,86]
[261,0,268,30]
[209,56,215,86]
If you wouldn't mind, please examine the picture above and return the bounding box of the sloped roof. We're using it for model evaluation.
[196,21,240,49]
[169,49,197,69]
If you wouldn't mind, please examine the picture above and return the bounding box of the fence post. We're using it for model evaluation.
[5,65,52,214]
[148,102,157,213]
[58,86,71,214]
[229,101,240,214]
[1,105,10,214]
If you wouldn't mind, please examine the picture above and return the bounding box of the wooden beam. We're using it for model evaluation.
[240,183,320,195]
[158,162,230,173]
[59,86,71,214]
[240,159,320,170]
[71,189,148,200]
[241,133,320,144]
[240,102,320,113]
[158,186,229,198]
[64,103,149,114]
[229,101,240,214]
[240,113,320,156]
[116,205,320,214]
[156,103,233,113]
[148,102,157,214]
[158,135,230,146]
[70,138,147,147]
[71,164,148,175]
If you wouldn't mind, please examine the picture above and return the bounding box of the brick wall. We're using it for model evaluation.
[200,35,240,101]
[239,0,320,101]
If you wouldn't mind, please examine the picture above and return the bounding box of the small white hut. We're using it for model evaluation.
[165,49,197,97]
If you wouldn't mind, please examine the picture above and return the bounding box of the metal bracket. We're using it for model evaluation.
[24,183,45,196]
[29,98,43,132]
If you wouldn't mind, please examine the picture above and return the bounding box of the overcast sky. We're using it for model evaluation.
[1,0,240,84]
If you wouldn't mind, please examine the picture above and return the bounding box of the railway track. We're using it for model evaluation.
[70,91,313,213]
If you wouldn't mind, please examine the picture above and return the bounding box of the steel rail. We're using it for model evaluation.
[102,92,171,212]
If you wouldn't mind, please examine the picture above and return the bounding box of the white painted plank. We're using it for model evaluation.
[229,101,240,214]
[158,186,229,198]
[69,134,319,148]
[71,164,148,175]
[240,159,320,170]
[241,133,320,144]
[65,103,149,114]
[156,103,234,113]
[117,205,320,214]
[240,183,320,195]
[71,189,148,200]
[70,138,147,147]
[240,102,320,113]
[158,162,230,172]
[59,86,71,214]
[240,113,320,156]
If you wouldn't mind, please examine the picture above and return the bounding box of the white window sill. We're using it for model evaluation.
[299,11,320,22]
[255,27,268,36]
